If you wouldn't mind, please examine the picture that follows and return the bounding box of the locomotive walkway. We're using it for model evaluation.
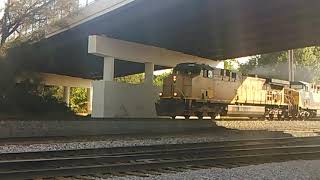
[1,136,320,179]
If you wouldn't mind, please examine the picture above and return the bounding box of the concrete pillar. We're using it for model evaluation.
[63,86,71,107]
[103,56,115,81]
[87,87,93,114]
[145,62,154,85]
[288,49,295,82]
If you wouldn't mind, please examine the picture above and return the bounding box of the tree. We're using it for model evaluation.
[115,72,171,87]
[0,0,79,85]
[0,0,79,116]
[154,72,171,87]
[239,46,320,82]
[70,87,88,113]
[0,0,79,47]
[115,73,145,84]
[224,59,239,71]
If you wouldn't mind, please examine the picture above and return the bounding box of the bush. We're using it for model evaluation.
[0,39,74,117]
[0,82,74,116]
[70,87,88,114]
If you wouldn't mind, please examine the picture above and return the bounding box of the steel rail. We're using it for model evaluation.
[1,148,320,179]
[0,138,320,179]
[1,136,320,162]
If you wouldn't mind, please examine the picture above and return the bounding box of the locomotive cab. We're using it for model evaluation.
[156,63,229,119]
[160,63,214,99]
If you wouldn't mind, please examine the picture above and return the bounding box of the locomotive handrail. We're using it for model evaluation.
[176,88,186,98]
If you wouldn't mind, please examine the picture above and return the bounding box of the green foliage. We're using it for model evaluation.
[154,72,171,87]
[0,0,79,46]
[39,86,64,102]
[0,82,73,116]
[239,46,320,81]
[224,59,239,71]
[115,71,171,87]
[70,88,88,113]
[0,0,80,117]
[0,39,48,100]
[115,73,144,84]
[0,36,73,116]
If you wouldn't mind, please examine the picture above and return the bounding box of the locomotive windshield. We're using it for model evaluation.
[173,63,214,76]
[290,81,308,91]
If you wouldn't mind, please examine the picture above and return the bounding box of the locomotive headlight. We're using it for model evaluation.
[173,75,177,82]
[159,92,163,96]
[173,92,178,96]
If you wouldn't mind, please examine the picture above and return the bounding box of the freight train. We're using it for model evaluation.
[156,63,320,120]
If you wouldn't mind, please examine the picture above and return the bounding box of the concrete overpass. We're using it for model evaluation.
[46,0,320,60]
[29,0,320,80]
[25,0,320,118]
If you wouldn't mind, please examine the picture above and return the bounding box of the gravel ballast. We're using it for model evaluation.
[0,121,319,179]
[0,120,319,153]
[101,160,320,180]
[0,129,289,153]
[217,121,320,137]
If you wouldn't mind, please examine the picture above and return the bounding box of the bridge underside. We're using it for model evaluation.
[27,0,320,78]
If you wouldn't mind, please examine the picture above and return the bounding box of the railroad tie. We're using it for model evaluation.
[54,177,75,180]
[123,171,150,177]
[155,168,176,173]
[164,167,185,172]
[110,172,129,177]
[139,170,162,175]
[92,173,112,179]
[73,175,96,180]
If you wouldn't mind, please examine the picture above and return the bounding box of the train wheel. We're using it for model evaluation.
[269,114,274,121]
[184,115,190,120]
[208,113,216,120]
[283,112,289,121]
[195,112,204,120]
[171,116,176,119]
[301,115,308,121]
[197,116,204,120]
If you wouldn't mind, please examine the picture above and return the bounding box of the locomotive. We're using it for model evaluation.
[155,63,320,120]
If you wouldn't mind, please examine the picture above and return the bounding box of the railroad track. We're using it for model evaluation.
[1,136,320,179]
[176,116,320,121]
[215,117,320,121]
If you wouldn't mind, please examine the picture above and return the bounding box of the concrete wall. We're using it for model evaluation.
[0,119,215,138]
[92,81,159,118]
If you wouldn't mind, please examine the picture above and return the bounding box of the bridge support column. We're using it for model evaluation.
[103,57,115,81]
[63,86,70,107]
[145,62,154,85]
[87,87,93,114]
[91,60,158,118]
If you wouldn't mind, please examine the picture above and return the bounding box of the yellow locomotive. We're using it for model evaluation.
[156,63,320,120]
